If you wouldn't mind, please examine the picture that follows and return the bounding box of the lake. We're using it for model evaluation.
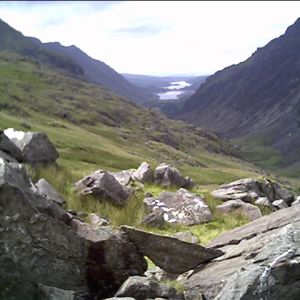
[157,81,192,100]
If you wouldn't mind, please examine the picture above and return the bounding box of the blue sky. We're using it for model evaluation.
[1,1,300,75]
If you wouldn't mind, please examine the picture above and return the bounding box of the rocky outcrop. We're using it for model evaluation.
[211,178,294,206]
[121,226,223,274]
[113,276,184,300]
[0,130,22,161]
[143,188,212,226]
[4,128,58,164]
[0,158,146,299]
[184,205,300,300]
[74,170,132,206]
[132,162,153,183]
[216,199,262,221]
[35,178,65,205]
[154,163,194,189]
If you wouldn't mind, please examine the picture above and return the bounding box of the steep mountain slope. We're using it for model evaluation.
[0,50,267,188]
[0,19,151,104]
[178,18,300,173]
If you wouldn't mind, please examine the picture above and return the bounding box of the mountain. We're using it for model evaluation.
[0,19,151,104]
[178,18,300,175]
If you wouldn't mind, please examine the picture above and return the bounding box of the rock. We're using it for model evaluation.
[74,170,132,206]
[172,231,199,244]
[0,149,18,163]
[184,205,300,299]
[121,226,224,274]
[292,196,300,206]
[144,267,178,282]
[154,163,191,188]
[132,162,153,183]
[0,129,22,161]
[145,191,154,198]
[0,158,147,299]
[35,178,65,205]
[143,189,212,226]
[211,177,294,205]
[183,290,204,300]
[216,199,262,221]
[104,298,135,300]
[110,169,135,186]
[114,276,184,300]
[89,213,109,227]
[255,197,270,207]
[272,199,288,209]
[4,128,58,164]
[141,210,166,228]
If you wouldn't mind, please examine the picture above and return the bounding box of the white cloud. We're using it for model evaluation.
[1,1,300,75]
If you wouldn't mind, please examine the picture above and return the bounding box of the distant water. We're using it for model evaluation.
[157,81,192,100]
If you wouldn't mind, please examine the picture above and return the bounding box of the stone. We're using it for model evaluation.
[114,276,184,300]
[74,170,132,206]
[0,158,147,299]
[121,226,223,274]
[0,129,22,161]
[0,149,18,163]
[184,205,300,299]
[110,169,135,186]
[35,178,65,205]
[172,231,199,244]
[89,213,109,227]
[144,267,178,282]
[141,210,166,228]
[143,189,212,226]
[292,196,300,206]
[154,163,191,188]
[132,162,153,183]
[216,199,262,221]
[211,177,294,205]
[255,197,270,207]
[4,128,58,164]
[272,199,288,209]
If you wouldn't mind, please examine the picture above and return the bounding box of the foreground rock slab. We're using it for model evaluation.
[4,128,58,164]
[0,130,22,161]
[114,276,184,300]
[121,226,223,274]
[184,205,300,300]
[143,188,212,226]
[74,170,132,206]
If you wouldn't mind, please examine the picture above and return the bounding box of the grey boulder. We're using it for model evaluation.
[110,169,135,186]
[74,170,132,206]
[121,226,223,274]
[143,188,212,226]
[0,129,22,161]
[132,162,153,183]
[4,128,58,164]
[216,199,262,221]
[114,276,184,300]
[35,178,65,205]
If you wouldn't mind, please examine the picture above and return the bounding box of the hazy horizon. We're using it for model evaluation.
[1,1,300,76]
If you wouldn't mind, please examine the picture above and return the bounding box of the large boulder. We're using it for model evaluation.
[132,162,153,183]
[216,199,262,221]
[154,163,194,189]
[0,130,22,161]
[0,158,147,299]
[35,178,65,205]
[121,226,223,274]
[4,128,58,164]
[110,169,135,186]
[74,170,132,206]
[143,188,212,226]
[114,276,184,300]
[211,178,294,206]
[184,205,300,300]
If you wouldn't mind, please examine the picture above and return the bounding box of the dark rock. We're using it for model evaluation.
[141,210,166,228]
[114,276,184,300]
[121,226,223,274]
[0,149,18,163]
[132,162,153,183]
[154,163,189,188]
[292,196,300,206]
[216,199,262,221]
[143,189,212,226]
[184,205,300,299]
[4,128,58,164]
[0,130,22,161]
[0,158,147,299]
[35,178,65,205]
[74,170,132,206]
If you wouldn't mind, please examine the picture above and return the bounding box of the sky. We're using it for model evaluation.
[0,1,300,76]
